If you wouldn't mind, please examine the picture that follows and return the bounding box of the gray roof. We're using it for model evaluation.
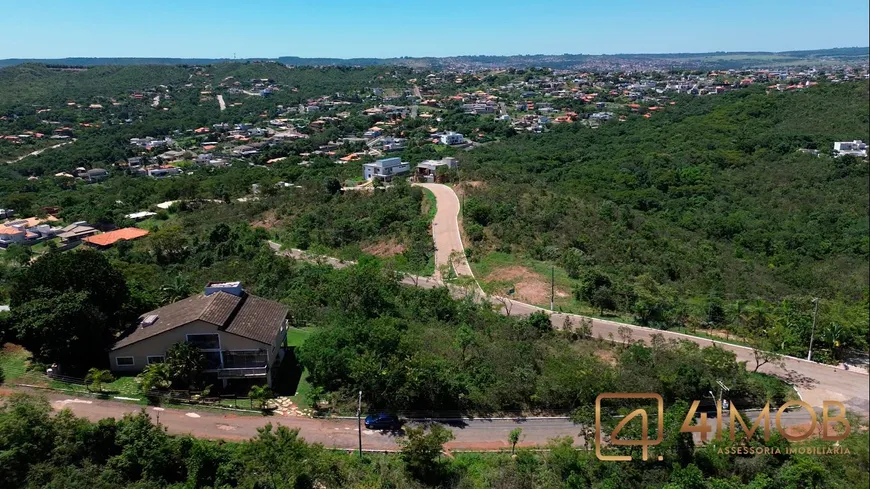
[112,291,288,350]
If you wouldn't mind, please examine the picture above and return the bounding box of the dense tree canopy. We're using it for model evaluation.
[460,81,870,360]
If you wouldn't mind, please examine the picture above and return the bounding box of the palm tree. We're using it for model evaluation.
[166,342,205,390]
[85,368,114,393]
[161,275,191,304]
[249,385,273,411]
[137,363,172,394]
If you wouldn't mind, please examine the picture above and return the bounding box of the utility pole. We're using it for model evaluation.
[550,266,555,311]
[356,390,363,458]
[807,297,820,361]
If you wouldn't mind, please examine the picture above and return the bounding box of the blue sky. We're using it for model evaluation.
[2,0,868,59]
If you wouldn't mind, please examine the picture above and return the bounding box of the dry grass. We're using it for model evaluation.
[486,266,570,304]
[362,239,406,258]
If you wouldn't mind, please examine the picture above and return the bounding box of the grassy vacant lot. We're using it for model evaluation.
[470,251,639,320]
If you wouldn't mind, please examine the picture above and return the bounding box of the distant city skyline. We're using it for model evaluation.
[2,0,868,59]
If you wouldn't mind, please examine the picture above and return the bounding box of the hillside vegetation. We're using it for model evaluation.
[462,82,870,360]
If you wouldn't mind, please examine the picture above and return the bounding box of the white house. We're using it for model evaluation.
[440,132,464,145]
[415,157,458,182]
[362,157,410,182]
[833,140,867,157]
[148,166,183,178]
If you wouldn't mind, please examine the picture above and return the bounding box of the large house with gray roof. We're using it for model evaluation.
[109,281,289,387]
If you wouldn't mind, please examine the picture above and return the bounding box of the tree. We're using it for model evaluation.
[137,362,172,394]
[590,286,616,315]
[85,368,114,393]
[323,176,342,195]
[617,325,633,346]
[509,427,522,454]
[10,292,110,371]
[399,424,455,482]
[10,249,128,319]
[573,269,612,305]
[165,342,204,389]
[751,341,785,373]
[160,274,191,304]
[4,244,31,266]
[454,324,476,363]
[149,224,189,265]
[249,385,273,411]
[526,311,553,336]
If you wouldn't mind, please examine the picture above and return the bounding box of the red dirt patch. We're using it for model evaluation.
[250,210,281,230]
[455,181,486,196]
[486,266,570,305]
[362,239,405,258]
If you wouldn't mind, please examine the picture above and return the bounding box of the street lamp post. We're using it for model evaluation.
[356,390,363,458]
[807,297,820,361]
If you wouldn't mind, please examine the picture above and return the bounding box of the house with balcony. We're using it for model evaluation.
[362,157,411,182]
[440,131,464,145]
[109,281,289,387]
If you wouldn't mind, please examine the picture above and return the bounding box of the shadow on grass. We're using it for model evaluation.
[272,348,305,397]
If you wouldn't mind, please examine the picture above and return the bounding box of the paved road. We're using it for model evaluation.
[413,183,475,281]
[37,391,822,450]
[5,139,75,164]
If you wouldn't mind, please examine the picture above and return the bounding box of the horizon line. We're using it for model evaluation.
[2,46,868,62]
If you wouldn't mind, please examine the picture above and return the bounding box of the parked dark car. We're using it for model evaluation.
[364,413,401,430]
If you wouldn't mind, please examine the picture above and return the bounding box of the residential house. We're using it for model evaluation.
[0,226,26,247]
[83,228,150,249]
[0,215,60,247]
[415,157,458,183]
[148,166,183,178]
[76,168,109,182]
[362,157,411,182]
[57,223,99,243]
[440,132,465,145]
[833,140,867,157]
[109,281,289,387]
[381,136,406,152]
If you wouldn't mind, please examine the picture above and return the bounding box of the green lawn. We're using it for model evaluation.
[0,345,30,384]
[284,328,315,409]
[286,327,312,348]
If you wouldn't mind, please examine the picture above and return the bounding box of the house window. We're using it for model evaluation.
[223,350,268,369]
[186,334,220,350]
[115,356,134,367]
[147,355,164,365]
[203,351,223,370]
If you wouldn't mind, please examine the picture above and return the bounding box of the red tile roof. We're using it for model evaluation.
[83,227,149,247]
